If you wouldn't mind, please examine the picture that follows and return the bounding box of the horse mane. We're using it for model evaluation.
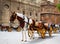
[32,19,35,26]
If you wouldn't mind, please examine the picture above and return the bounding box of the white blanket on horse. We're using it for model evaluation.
[17,13,24,18]
[44,23,49,26]
[29,19,33,24]
[24,16,28,23]
[16,13,28,22]
[16,13,33,24]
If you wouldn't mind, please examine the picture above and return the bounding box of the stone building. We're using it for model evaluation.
[54,0,60,4]
[0,0,60,26]
[0,0,41,26]
[40,0,60,24]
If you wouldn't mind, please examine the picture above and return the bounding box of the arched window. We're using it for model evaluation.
[23,11,25,15]
[4,4,9,9]
[36,19,38,21]
[36,13,37,16]
[17,7,19,10]
[30,12,32,16]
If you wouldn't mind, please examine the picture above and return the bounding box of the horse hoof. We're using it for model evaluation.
[29,35,30,37]
[24,40,27,42]
[42,37,45,39]
[33,37,34,39]
[49,35,51,37]
[30,38,31,39]
[21,40,23,41]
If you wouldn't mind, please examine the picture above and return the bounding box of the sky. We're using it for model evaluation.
[48,0,54,2]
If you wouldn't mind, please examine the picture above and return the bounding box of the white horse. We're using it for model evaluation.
[10,12,33,41]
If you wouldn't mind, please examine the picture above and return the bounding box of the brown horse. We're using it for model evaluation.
[51,24,59,33]
[28,21,53,39]
[28,21,46,39]
[10,12,34,41]
[44,23,53,37]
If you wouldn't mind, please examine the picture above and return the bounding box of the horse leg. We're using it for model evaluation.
[49,31,52,37]
[30,31,34,39]
[1,27,3,31]
[28,29,34,39]
[37,28,41,36]
[28,29,31,37]
[41,33,45,39]
[49,27,52,37]
[23,27,27,42]
[54,28,57,33]
[55,28,58,33]
[49,28,51,37]
[22,30,27,42]
[21,29,24,41]
[24,29,27,42]
[41,28,46,39]
[22,27,27,42]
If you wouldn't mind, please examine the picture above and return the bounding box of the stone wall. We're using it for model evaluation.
[0,0,41,26]
[40,1,60,24]
[0,0,60,25]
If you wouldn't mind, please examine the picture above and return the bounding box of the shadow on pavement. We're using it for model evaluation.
[27,36,55,44]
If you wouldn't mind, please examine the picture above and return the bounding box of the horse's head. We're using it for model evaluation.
[38,21,44,28]
[10,12,17,23]
[35,21,44,28]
